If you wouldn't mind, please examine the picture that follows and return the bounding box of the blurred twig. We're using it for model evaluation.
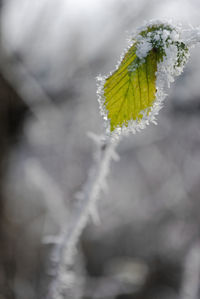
[24,158,68,228]
[180,242,200,299]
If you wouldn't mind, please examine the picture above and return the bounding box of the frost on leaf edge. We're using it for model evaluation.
[96,19,189,141]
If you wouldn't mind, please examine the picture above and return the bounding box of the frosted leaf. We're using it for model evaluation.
[97,20,190,141]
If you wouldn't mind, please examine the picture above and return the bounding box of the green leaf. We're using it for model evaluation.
[104,46,158,132]
[100,23,189,134]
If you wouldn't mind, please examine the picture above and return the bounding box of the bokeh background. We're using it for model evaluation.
[0,0,200,298]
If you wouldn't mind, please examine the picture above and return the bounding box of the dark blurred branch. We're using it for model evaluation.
[0,62,29,299]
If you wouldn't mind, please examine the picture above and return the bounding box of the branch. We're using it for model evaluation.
[182,28,200,46]
[180,241,200,299]
[47,135,120,299]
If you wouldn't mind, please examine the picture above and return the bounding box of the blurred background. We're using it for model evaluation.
[0,0,200,298]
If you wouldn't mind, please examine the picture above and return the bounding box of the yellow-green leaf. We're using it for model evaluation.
[104,46,158,132]
[99,23,189,136]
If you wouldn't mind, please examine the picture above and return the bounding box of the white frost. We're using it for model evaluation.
[97,20,190,141]
[136,37,152,59]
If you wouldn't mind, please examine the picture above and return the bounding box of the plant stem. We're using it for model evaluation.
[47,136,120,299]
[183,28,200,46]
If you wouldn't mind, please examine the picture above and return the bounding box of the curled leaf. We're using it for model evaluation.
[97,21,189,140]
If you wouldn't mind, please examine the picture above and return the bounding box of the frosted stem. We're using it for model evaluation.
[47,137,120,299]
[182,28,200,46]
[180,242,200,299]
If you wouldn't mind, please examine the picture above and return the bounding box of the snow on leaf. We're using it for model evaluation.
[97,21,189,140]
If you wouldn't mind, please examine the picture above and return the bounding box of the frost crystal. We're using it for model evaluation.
[97,20,190,141]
